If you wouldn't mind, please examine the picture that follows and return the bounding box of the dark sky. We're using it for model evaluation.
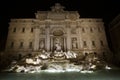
[0,0,120,50]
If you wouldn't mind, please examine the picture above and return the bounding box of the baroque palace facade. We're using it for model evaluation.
[5,3,110,58]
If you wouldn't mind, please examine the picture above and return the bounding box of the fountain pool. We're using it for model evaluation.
[0,69,120,80]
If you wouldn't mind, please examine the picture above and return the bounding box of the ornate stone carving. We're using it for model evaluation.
[53,30,64,36]
[40,28,45,35]
[69,14,77,20]
[71,28,76,34]
[51,3,65,12]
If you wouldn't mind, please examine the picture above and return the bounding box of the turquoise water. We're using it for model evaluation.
[0,69,120,80]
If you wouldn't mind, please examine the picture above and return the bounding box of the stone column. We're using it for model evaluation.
[77,26,81,49]
[66,26,71,51]
[50,36,53,51]
[64,37,66,51]
[33,27,40,51]
[45,26,50,51]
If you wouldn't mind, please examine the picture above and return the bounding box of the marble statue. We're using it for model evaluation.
[54,38,62,51]
[72,38,77,49]
[39,40,45,49]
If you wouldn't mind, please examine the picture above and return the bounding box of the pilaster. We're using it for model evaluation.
[66,24,71,51]
[45,25,50,51]
[33,26,40,51]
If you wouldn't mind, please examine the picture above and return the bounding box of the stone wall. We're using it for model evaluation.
[6,19,35,52]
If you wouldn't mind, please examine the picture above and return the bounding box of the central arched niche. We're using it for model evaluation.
[50,28,66,51]
[52,30,64,51]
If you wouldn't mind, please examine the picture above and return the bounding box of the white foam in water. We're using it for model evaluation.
[81,70,93,73]
[44,70,65,73]
[105,65,111,70]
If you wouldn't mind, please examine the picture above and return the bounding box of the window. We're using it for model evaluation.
[100,40,104,46]
[10,42,14,48]
[83,41,87,47]
[19,42,23,48]
[92,41,95,47]
[98,27,101,32]
[31,28,33,32]
[18,54,22,60]
[29,42,32,48]
[13,28,16,32]
[22,28,25,33]
[82,28,85,32]
[90,28,93,32]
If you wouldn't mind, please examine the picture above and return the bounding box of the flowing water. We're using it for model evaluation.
[0,69,120,80]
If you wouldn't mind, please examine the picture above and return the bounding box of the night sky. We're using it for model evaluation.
[0,0,120,51]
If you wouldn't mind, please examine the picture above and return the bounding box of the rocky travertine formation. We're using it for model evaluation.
[5,50,111,73]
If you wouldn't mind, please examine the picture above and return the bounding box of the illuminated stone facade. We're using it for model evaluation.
[5,3,110,58]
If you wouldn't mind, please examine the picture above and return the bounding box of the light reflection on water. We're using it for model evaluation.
[0,69,120,80]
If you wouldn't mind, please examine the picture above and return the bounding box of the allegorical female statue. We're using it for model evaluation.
[39,40,45,49]
[72,38,77,49]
